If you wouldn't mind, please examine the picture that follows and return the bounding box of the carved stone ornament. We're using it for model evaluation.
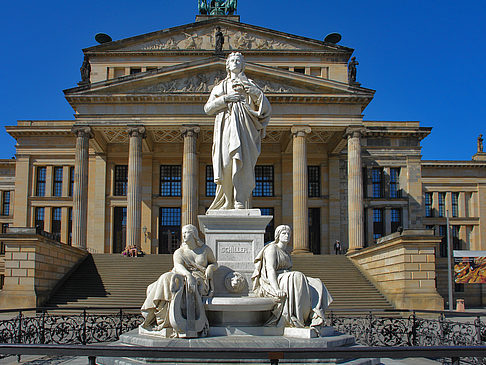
[102,129,128,143]
[307,131,333,144]
[224,271,247,294]
[123,28,302,52]
[291,126,312,138]
[133,71,304,94]
[345,127,366,140]
[180,125,201,138]
[72,126,92,139]
[127,126,146,139]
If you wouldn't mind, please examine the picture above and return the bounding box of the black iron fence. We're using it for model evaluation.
[0,307,485,363]
[0,307,142,348]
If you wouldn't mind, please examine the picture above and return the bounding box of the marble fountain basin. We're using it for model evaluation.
[205,296,276,327]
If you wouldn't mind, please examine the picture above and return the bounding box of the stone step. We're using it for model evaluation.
[46,254,394,311]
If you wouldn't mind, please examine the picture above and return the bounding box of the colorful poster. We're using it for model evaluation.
[454,251,486,284]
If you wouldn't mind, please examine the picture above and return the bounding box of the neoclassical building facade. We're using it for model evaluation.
[1,14,485,305]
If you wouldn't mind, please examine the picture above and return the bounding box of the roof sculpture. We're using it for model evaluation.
[198,0,237,15]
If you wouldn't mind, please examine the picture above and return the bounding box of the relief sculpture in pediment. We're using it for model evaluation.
[133,71,302,94]
[128,28,301,51]
[134,70,226,93]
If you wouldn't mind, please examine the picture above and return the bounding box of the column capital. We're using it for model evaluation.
[345,127,366,139]
[180,125,201,137]
[291,125,311,137]
[127,126,146,138]
[72,126,92,138]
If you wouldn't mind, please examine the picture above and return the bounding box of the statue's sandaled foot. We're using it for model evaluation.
[234,201,244,209]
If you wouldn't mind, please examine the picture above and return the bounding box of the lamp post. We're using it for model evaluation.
[446,210,453,311]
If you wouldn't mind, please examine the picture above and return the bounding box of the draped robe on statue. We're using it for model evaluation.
[204,76,271,210]
[252,243,333,328]
[140,248,211,336]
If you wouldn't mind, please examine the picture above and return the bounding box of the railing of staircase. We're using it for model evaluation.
[0,307,485,363]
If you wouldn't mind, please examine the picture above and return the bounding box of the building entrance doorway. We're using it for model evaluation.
[113,207,127,253]
[159,207,181,254]
[309,208,321,254]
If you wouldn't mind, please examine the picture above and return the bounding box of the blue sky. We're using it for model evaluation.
[1,0,485,160]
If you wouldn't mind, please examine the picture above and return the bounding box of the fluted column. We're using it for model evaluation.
[291,126,311,254]
[72,126,91,250]
[181,125,200,227]
[126,126,146,250]
[347,128,365,253]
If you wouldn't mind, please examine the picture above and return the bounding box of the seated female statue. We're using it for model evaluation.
[141,224,218,337]
[252,225,333,329]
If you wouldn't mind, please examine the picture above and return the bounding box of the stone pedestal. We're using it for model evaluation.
[198,209,272,295]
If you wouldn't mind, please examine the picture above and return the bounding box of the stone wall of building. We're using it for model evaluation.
[348,230,444,310]
[0,227,88,308]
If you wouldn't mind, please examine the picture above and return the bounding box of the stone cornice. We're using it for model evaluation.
[422,160,486,168]
[83,17,353,54]
[363,127,431,141]
[84,50,351,58]
[65,94,374,106]
[5,126,74,139]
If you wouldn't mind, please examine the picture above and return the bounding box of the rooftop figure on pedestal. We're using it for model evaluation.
[198,0,237,16]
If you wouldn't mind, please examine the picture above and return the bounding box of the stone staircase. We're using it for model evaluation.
[46,254,393,312]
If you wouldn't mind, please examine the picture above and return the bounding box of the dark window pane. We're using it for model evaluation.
[0,223,9,254]
[253,165,274,197]
[452,192,459,217]
[36,167,46,197]
[425,192,433,217]
[68,207,72,245]
[372,168,383,198]
[69,166,75,196]
[391,208,402,233]
[390,168,401,198]
[438,192,446,217]
[206,165,216,197]
[308,166,320,198]
[439,225,447,257]
[52,207,62,241]
[373,208,384,240]
[35,207,45,231]
[2,191,10,216]
[53,167,63,197]
[159,207,181,254]
[160,165,182,197]
[114,165,128,196]
[257,207,274,244]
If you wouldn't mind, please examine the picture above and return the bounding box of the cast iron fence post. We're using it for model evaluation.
[40,310,46,344]
[367,311,373,346]
[439,313,445,346]
[475,316,482,345]
[118,309,123,339]
[82,309,87,345]
[410,312,417,346]
[16,310,22,362]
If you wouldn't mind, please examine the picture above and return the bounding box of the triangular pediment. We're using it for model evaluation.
[84,18,351,53]
[65,58,373,98]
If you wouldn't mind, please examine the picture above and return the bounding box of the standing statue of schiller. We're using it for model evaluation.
[204,52,271,210]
